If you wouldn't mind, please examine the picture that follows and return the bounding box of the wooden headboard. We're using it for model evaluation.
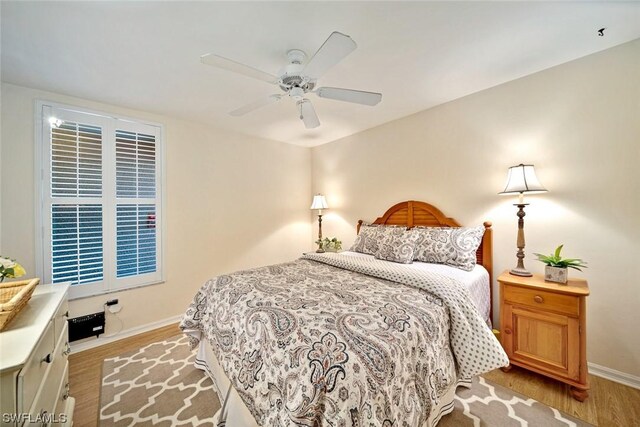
[357,200,493,320]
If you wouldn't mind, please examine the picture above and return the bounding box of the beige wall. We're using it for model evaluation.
[0,82,311,333]
[2,40,639,379]
[311,40,640,377]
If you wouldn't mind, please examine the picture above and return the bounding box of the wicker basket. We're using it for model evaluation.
[0,278,40,331]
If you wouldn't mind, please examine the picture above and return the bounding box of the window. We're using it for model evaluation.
[36,102,163,299]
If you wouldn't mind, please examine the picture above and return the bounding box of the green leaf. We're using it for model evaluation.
[534,244,586,269]
[554,244,564,258]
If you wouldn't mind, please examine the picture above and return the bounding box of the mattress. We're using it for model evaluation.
[338,250,492,325]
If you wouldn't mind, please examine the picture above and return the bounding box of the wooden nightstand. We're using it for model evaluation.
[498,270,590,401]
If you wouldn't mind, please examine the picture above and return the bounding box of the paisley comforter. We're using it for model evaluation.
[180,253,508,426]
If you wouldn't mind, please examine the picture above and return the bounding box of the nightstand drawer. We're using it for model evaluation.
[504,285,579,316]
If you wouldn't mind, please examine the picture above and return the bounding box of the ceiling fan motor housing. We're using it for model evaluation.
[278,49,316,94]
[280,75,315,94]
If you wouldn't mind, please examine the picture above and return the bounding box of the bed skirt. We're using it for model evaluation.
[194,339,468,427]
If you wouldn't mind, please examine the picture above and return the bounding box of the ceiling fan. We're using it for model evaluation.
[200,31,382,129]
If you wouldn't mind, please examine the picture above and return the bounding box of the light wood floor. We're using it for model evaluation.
[484,367,640,426]
[69,324,640,427]
[69,323,181,426]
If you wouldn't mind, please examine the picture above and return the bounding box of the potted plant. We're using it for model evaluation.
[534,245,587,284]
[316,237,342,253]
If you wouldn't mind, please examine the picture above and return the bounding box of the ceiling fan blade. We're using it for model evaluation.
[303,32,357,79]
[229,95,282,116]
[298,99,320,129]
[201,53,279,84]
[315,87,382,106]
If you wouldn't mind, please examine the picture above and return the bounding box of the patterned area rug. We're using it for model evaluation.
[439,376,592,427]
[100,335,591,427]
[100,335,219,426]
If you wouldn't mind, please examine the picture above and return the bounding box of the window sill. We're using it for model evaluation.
[68,279,165,301]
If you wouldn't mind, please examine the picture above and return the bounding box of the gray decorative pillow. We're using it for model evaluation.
[374,227,420,264]
[349,223,381,255]
[350,224,407,256]
[413,226,485,271]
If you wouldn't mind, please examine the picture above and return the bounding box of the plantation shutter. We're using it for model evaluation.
[115,130,158,280]
[51,204,104,285]
[40,103,162,299]
[49,121,104,286]
[51,122,103,197]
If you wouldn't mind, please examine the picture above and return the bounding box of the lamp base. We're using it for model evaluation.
[316,248,325,253]
[510,267,533,277]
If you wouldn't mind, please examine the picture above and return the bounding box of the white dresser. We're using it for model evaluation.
[0,284,75,426]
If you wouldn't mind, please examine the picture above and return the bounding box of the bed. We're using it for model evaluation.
[181,200,508,426]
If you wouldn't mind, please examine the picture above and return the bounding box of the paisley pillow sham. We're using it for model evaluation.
[413,226,485,271]
[350,223,408,256]
[349,223,380,255]
[374,227,420,264]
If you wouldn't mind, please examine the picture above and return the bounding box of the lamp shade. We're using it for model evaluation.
[310,194,328,210]
[499,164,547,195]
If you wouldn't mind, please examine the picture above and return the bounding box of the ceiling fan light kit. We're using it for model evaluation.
[200,31,383,129]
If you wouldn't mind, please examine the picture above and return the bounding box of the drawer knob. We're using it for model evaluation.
[534,295,544,303]
[42,353,52,364]
[504,328,512,335]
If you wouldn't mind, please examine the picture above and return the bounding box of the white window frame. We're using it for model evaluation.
[35,100,165,300]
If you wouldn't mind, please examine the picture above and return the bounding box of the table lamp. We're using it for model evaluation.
[310,194,329,253]
[499,164,547,277]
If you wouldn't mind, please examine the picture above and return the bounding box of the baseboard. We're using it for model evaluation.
[70,314,182,354]
[588,362,640,390]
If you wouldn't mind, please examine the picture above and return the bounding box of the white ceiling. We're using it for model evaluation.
[2,2,639,147]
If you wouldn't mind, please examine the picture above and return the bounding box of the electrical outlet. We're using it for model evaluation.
[106,299,119,306]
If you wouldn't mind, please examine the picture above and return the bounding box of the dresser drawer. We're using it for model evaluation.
[25,322,69,426]
[18,321,55,414]
[53,362,72,427]
[504,285,579,316]
[48,321,70,399]
[53,297,69,341]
